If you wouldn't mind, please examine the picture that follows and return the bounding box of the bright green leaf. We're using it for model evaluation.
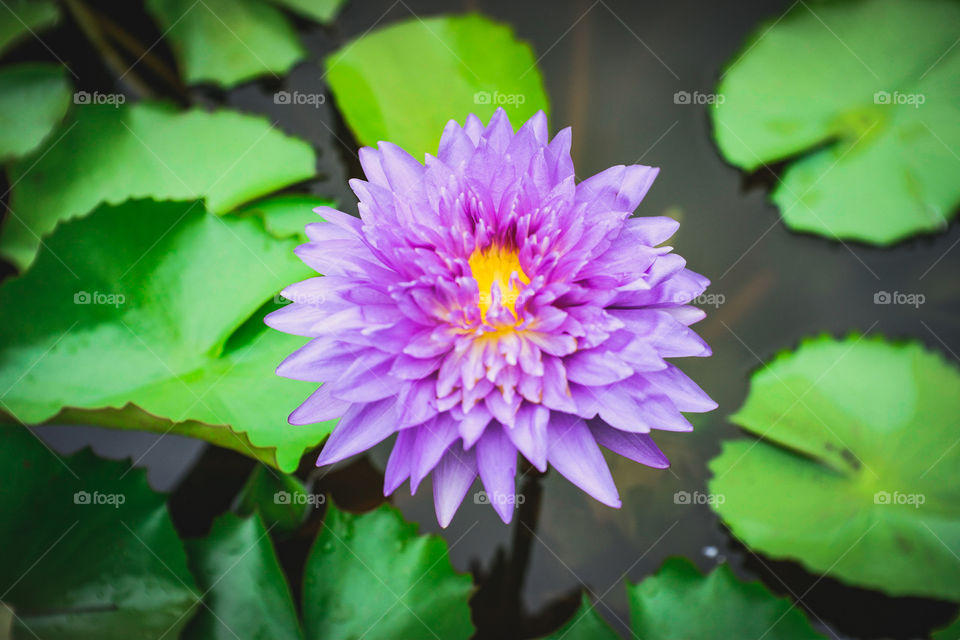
[325,13,549,159]
[0,100,316,270]
[236,194,334,240]
[269,0,346,23]
[183,513,303,640]
[0,199,334,472]
[147,0,306,88]
[711,0,960,245]
[0,0,59,56]
[0,63,71,161]
[234,465,311,533]
[303,502,475,640]
[628,558,826,639]
[540,593,619,640]
[709,335,960,600]
[0,424,200,639]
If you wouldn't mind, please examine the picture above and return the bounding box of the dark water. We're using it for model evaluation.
[22,0,960,638]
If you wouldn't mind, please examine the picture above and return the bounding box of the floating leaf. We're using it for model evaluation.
[0,101,316,270]
[0,0,59,56]
[325,13,549,159]
[183,513,302,640]
[147,0,305,88]
[628,558,825,639]
[0,63,71,161]
[303,502,475,640]
[711,0,960,245]
[233,465,311,533]
[540,593,619,640]
[0,199,334,472]
[236,194,333,240]
[269,0,346,23]
[0,425,200,638]
[709,335,960,600]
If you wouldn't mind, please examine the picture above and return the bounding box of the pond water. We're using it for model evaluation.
[32,0,960,637]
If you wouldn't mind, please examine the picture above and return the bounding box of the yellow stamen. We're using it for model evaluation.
[468,244,529,322]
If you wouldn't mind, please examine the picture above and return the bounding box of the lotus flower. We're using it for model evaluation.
[266,108,716,526]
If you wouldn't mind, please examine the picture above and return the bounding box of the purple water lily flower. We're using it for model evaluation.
[266,108,716,527]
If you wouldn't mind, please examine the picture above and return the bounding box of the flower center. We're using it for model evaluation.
[468,244,529,323]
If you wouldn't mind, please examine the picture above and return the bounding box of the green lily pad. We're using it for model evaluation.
[628,558,826,639]
[183,513,303,640]
[325,13,549,159]
[0,0,59,56]
[711,0,960,245]
[0,424,200,639]
[0,101,316,270]
[303,502,475,640]
[269,0,346,23]
[236,194,334,241]
[0,199,334,472]
[0,63,71,161]
[541,558,824,639]
[147,0,305,88]
[709,335,960,600]
[540,593,619,640]
[233,465,311,533]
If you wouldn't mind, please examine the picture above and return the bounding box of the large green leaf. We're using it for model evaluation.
[147,0,305,88]
[0,63,71,161]
[236,194,334,241]
[0,0,59,56]
[303,502,475,640]
[0,425,199,639]
[628,558,826,639]
[183,513,302,640]
[325,13,550,159]
[0,101,316,270]
[709,335,960,600]
[0,199,334,472]
[711,0,960,245]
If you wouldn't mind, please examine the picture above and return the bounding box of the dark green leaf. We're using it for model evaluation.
[234,465,311,533]
[183,513,302,640]
[0,425,199,639]
[303,502,475,640]
[0,0,59,56]
[540,593,619,640]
